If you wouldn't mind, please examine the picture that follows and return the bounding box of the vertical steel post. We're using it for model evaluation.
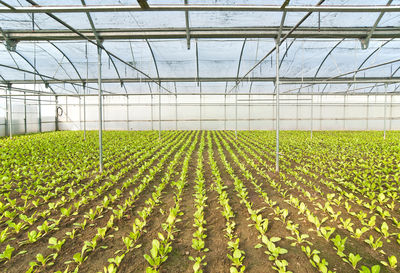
[84,41,88,140]
[311,86,313,139]
[366,94,369,130]
[200,82,202,130]
[38,94,42,133]
[235,86,238,139]
[174,82,178,130]
[343,94,346,130]
[5,89,8,137]
[248,84,251,130]
[24,91,27,134]
[97,46,103,173]
[296,93,299,130]
[384,84,387,139]
[79,94,82,131]
[83,86,87,140]
[126,95,129,131]
[55,95,59,131]
[7,84,12,139]
[158,85,161,140]
[150,85,154,131]
[224,82,227,130]
[275,38,280,173]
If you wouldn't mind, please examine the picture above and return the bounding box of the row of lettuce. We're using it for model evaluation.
[0,131,399,273]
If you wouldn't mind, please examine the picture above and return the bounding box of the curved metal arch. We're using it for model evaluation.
[18,1,84,90]
[0,71,7,83]
[345,38,394,92]
[145,39,161,85]
[236,38,247,84]
[354,38,393,76]
[105,52,128,94]
[279,38,296,69]
[50,42,84,84]
[13,50,56,94]
[314,39,345,79]
[381,65,400,92]
[36,43,79,94]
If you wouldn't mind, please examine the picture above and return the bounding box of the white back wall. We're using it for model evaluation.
[54,94,400,131]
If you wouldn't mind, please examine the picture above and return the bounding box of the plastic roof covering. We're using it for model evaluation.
[0,0,399,95]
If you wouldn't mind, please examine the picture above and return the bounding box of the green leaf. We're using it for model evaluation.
[233,249,242,259]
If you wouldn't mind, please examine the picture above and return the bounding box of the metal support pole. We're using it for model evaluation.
[5,89,8,137]
[24,91,27,134]
[55,95,59,131]
[150,85,154,130]
[311,86,313,139]
[384,84,387,139]
[366,94,369,130]
[79,94,82,130]
[84,41,88,140]
[235,86,238,139]
[174,82,178,130]
[184,0,190,49]
[319,86,322,130]
[275,38,280,173]
[7,84,12,139]
[38,94,42,132]
[390,94,393,131]
[296,93,299,130]
[83,86,86,140]
[200,82,202,130]
[97,46,103,173]
[343,94,346,130]
[248,84,251,130]
[158,85,161,140]
[224,82,227,130]
[126,95,129,130]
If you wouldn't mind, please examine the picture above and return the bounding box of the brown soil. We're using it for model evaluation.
[1,131,398,273]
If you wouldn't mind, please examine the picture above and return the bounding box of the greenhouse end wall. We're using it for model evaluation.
[0,93,56,137]
[54,94,400,132]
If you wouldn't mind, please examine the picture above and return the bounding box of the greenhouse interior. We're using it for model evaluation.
[1,1,400,273]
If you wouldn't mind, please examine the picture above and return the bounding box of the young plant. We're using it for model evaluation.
[0,244,14,262]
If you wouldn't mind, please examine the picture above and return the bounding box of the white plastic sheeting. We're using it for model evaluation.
[0,1,399,95]
[52,93,400,132]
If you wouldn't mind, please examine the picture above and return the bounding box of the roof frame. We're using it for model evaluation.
[80,0,127,94]
[20,0,171,94]
[345,38,394,93]
[22,10,85,90]
[228,0,325,94]
[1,4,400,13]
[13,50,56,94]
[5,76,400,85]
[4,27,400,41]
[361,0,393,49]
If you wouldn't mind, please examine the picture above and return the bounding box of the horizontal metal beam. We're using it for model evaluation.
[1,92,398,97]
[4,76,400,84]
[2,27,400,40]
[1,4,400,13]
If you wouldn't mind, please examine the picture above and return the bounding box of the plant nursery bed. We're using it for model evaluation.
[0,130,399,273]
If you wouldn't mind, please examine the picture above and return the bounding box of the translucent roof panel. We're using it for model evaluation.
[2,0,397,30]
[0,1,400,95]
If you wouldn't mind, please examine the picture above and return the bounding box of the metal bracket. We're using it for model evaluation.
[0,28,18,51]
[45,82,49,89]
[360,37,369,50]
[137,0,150,9]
